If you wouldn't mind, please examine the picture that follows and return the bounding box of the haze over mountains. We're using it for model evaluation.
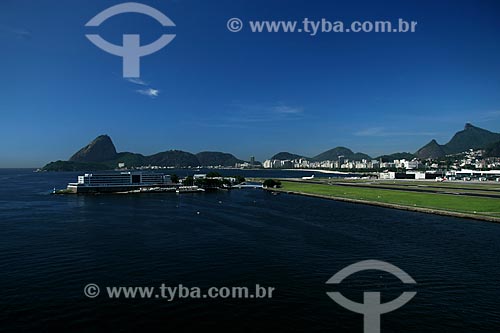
[41,123,500,171]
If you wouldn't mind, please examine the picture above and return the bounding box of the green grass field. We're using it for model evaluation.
[327,182,500,196]
[313,178,500,190]
[278,181,500,219]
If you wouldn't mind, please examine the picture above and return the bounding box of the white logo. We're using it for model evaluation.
[227,18,243,32]
[83,283,100,298]
[326,260,417,333]
[85,2,176,78]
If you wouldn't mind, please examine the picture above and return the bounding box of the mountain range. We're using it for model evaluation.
[42,135,246,171]
[415,123,500,159]
[271,123,500,162]
[41,123,500,171]
[271,147,372,162]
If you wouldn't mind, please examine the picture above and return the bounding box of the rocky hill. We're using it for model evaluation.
[313,147,371,161]
[444,123,500,154]
[376,152,415,162]
[415,123,500,159]
[69,135,117,162]
[415,139,447,160]
[42,135,247,171]
[270,152,307,160]
[195,152,244,166]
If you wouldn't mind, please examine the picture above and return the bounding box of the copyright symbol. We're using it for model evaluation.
[227,18,243,32]
[84,283,100,298]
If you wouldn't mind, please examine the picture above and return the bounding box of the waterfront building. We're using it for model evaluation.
[66,172,173,193]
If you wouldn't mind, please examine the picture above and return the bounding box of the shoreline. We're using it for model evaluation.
[282,169,351,174]
[265,188,500,223]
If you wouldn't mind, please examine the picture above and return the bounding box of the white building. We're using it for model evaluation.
[379,171,396,179]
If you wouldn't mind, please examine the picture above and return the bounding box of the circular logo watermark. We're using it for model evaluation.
[326,260,417,333]
[85,2,176,78]
[84,283,100,298]
[227,18,243,32]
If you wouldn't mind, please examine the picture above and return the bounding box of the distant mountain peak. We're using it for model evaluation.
[196,151,244,166]
[313,146,371,161]
[464,123,474,130]
[69,135,117,163]
[45,135,249,171]
[376,152,415,162]
[270,152,306,160]
[445,123,500,153]
[415,139,446,160]
[416,123,500,159]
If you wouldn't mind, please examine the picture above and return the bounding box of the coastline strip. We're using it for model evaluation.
[266,181,500,223]
[283,169,350,174]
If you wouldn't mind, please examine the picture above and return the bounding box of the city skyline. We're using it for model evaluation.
[1,0,500,167]
[39,121,500,173]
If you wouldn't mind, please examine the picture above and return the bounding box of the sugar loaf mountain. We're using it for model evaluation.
[42,135,247,171]
[41,123,500,171]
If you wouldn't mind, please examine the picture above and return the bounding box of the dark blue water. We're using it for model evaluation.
[1,169,499,332]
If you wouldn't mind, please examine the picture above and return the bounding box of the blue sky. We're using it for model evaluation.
[1,0,499,167]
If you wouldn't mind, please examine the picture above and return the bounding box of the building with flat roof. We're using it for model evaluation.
[67,172,173,193]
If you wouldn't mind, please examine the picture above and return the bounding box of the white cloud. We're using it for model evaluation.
[0,25,32,39]
[354,127,385,136]
[479,110,500,121]
[224,102,304,123]
[187,102,305,128]
[136,88,160,98]
[354,127,436,137]
[125,77,159,98]
[126,78,148,86]
[271,105,303,114]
